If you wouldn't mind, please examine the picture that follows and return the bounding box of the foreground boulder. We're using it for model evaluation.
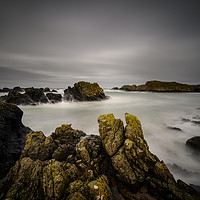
[64,81,108,101]
[0,113,199,200]
[119,80,200,92]
[0,102,31,181]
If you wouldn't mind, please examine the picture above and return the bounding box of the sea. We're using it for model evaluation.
[1,89,200,186]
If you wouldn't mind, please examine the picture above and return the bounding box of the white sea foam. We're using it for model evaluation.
[19,90,200,185]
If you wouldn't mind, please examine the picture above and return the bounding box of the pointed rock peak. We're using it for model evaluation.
[125,113,144,140]
[98,113,124,156]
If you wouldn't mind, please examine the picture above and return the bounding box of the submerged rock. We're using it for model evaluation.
[1,113,199,200]
[64,81,108,101]
[0,102,31,181]
[167,126,182,131]
[186,136,200,151]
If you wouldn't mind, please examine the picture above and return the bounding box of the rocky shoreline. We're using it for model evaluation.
[0,103,199,200]
[0,81,108,105]
[114,80,200,92]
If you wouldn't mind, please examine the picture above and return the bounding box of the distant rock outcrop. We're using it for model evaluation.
[46,93,62,103]
[64,81,108,101]
[111,87,119,90]
[119,80,200,92]
[1,113,199,199]
[0,102,31,182]
[119,85,137,91]
[0,88,49,105]
[0,88,10,93]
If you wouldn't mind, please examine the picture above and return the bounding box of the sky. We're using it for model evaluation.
[0,0,200,88]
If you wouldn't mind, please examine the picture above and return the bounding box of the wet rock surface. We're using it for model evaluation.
[0,102,31,181]
[0,88,49,105]
[0,112,200,200]
[186,136,200,152]
[46,93,62,103]
[167,126,182,131]
[64,81,108,101]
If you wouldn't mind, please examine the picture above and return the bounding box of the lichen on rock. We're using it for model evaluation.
[64,81,108,101]
[0,111,200,200]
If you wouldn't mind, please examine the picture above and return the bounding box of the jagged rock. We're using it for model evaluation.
[186,136,200,151]
[46,93,62,103]
[98,113,200,199]
[64,81,108,101]
[120,85,137,91]
[1,113,199,200]
[0,102,31,181]
[25,88,48,103]
[52,89,58,92]
[3,88,49,105]
[6,90,35,105]
[98,114,124,156]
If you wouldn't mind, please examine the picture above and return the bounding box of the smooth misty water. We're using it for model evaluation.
[3,90,200,185]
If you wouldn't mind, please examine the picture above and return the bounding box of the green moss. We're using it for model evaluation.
[125,113,144,139]
[75,81,104,97]
[55,124,74,136]
[0,102,17,111]
[98,114,115,127]
[88,178,112,200]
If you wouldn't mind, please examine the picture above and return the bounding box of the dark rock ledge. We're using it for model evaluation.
[0,102,31,182]
[0,111,199,199]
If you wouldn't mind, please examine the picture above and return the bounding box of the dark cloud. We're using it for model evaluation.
[0,0,200,88]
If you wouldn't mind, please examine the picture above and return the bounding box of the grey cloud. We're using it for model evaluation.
[0,0,200,88]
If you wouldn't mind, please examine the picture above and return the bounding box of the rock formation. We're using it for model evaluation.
[64,81,108,101]
[119,85,137,91]
[0,88,49,105]
[46,93,62,103]
[119,80,200,92]
[0,102,31,182]
[1,113,199,199]
[186,136,200,152]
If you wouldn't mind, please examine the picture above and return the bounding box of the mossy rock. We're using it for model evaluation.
[74,81,104,97]
[67,192,87,200]
[98,114,124,156]
[120,85,137,91]
[64,81,108,101]
[88,177,113,200]
[125,113,144,140]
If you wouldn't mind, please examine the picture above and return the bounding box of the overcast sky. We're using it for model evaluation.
[0,0,200,88]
